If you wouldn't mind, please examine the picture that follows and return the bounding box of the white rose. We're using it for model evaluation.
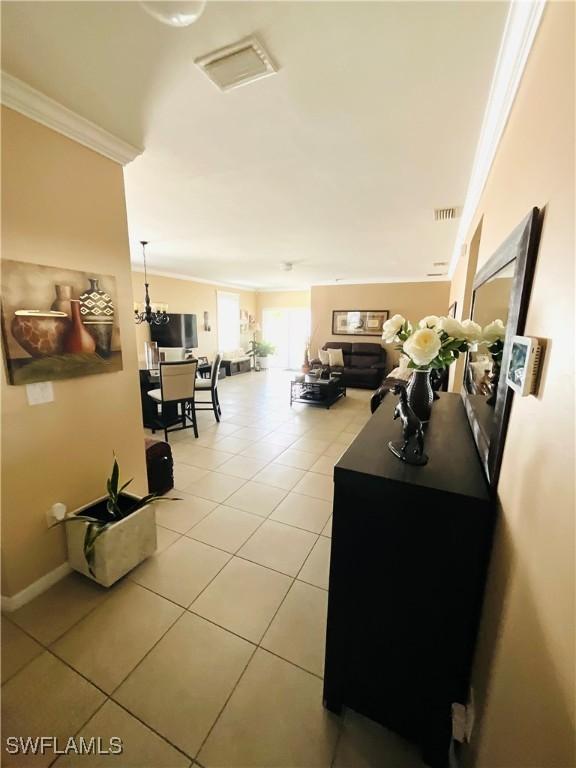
[460,319,483,343]
[483,319,506,344]
[437,316,465,338]
[403,328,441,367]
[381,314,406,343]
[419,315,439,329]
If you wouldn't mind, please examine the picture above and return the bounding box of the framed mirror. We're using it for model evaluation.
[463,207,542,488]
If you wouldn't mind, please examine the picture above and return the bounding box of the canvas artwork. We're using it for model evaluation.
[332,310,390,336]
[1,260,123,385]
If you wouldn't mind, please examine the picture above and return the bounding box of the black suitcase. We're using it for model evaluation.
[145,438,174,495]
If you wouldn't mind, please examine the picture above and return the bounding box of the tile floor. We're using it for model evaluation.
[2,370,424,768]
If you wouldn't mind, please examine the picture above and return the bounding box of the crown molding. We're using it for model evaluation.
[448,0,546,278]
[132,266,449,292]
[310,276,450,287]
[256,287,311,293]
[131,266,258,293]
[1,72,142,166]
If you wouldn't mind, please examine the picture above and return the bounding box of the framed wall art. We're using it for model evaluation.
[332,309,390,337]
[1,259,123,385]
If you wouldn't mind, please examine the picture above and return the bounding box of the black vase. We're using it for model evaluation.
[406,369,433,422]
[79,278,114,358]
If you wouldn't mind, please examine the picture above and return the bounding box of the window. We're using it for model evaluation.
[217,291,240,352]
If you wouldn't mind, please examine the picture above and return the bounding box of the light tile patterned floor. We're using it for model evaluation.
[2,370,424,768]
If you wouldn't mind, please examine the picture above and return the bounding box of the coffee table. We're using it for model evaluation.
[290,374,346,409]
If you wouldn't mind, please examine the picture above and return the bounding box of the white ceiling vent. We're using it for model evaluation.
[434,207,460,222]
[195,37,277,92]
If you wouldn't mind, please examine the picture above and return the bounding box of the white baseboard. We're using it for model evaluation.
[1,561,71,613]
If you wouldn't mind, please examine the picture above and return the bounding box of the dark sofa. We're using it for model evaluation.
[311,342,387,389]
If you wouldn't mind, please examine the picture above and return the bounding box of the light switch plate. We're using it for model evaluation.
[26,381,54,405]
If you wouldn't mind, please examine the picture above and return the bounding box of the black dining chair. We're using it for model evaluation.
[194,353,223,422]
[147,360,199,441]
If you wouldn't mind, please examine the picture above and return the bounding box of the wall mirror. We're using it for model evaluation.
[463,207,542,488]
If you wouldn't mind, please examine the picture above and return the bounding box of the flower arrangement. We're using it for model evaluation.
[382,314,505,371]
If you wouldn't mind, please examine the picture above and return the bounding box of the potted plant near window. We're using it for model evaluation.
[60,456,176,587]
[248,340,276,371]
[255,340,275,370]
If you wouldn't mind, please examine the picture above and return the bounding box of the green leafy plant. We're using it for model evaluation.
[253,340,276,357]
[61,456,178,577]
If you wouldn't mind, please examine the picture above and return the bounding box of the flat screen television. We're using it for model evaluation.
[150,314,198,349]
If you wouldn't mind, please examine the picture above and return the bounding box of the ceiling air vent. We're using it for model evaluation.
[434,207,460,222]
[427,272,446,277]
[195,37,277,92]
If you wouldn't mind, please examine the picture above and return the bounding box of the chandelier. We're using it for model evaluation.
[134,241,169,326]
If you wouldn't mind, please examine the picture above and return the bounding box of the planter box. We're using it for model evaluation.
[66,494,157,588]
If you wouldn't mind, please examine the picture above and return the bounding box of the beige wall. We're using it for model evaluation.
[256,290,310,322]
[1,108,147,598]
[310,282,450,368]
[449,5,575,766]
[131,273,257,362]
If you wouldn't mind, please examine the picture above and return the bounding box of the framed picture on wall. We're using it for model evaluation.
[332,310,390,336]
[1,259,123,385]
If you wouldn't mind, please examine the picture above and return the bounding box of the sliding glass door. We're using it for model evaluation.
[262,308,310,369]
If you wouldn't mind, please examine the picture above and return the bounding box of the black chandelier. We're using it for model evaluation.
[134,240,169,325]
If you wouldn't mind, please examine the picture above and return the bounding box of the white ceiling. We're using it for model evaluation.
[1,1,508,289]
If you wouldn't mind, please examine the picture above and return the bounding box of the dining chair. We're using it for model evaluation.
[147,360,199,441]
[194,353,223,422]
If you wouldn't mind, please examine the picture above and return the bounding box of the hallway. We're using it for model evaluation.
[2,371,423,768]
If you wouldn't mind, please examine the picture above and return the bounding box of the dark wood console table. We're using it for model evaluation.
[324,393,494,767]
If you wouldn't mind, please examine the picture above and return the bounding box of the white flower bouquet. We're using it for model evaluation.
[381,313,505,372]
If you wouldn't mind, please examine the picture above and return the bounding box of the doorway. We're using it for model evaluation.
[262,308,311,370]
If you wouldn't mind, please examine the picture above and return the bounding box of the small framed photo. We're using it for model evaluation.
[197,356,209,366]
[506,335,541,396]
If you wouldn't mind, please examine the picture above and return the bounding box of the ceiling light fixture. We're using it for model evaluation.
[140,1,206,28]
[281,262,293,272]
[134,241,169,325]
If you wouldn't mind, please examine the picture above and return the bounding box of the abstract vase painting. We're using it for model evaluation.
[1,260,123,385]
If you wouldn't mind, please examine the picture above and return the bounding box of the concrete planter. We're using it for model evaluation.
[65,494,157,588]
[257,356,270,370]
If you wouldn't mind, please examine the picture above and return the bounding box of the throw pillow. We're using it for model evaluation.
[318,349,330,365]
[328,348,345,367]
